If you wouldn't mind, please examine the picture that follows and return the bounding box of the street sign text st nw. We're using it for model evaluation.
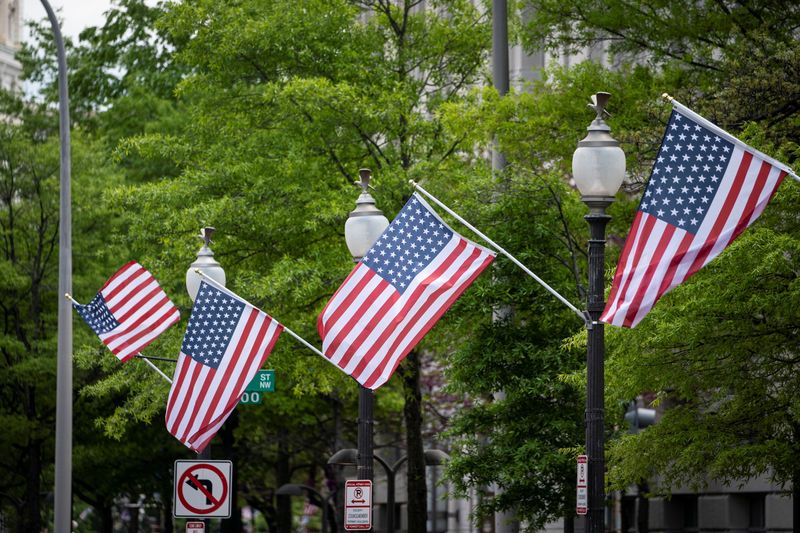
[246,370,275,392]
[239,370,275,405]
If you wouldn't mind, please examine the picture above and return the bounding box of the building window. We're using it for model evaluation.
[674,495,698,531]
[749,493,766,532]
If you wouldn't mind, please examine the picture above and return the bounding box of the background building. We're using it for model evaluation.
[0,0,22,92]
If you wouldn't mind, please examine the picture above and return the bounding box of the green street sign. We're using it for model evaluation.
[239,391,263,405]
[245,370,275,393]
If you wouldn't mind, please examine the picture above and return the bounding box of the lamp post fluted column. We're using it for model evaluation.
[186,227,226,531]
[572,92,626,533]
[584,199,611,532]
[343,169,389,529]
[357,386,375,484]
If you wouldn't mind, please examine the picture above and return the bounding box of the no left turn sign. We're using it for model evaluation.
[174,460,233,518]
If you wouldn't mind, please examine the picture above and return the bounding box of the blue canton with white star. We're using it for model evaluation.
[75,293,120,335]
[182,282,245,369]
[639,110,734,234]
[361,195,453,294]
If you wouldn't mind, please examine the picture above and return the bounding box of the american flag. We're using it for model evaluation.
[73,261,180,362]
[602,102,793,328]
[318,193,495,390]
[165,280,283,452]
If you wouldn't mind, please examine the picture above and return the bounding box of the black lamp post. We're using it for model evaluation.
[276,483,336,533]
[328,448,449,533]
[572,92,625,532]
[186,227,227,529]
[342,170,390,499]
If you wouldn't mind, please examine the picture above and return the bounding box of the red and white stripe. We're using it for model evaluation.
[318,235,494,390]
[99,261,180,362]
[602,147,786,328]
[165,305,282,453]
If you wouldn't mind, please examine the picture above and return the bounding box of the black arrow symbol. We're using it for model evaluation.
[186,474,214,505]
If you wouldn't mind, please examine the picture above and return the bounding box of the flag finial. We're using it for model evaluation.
[588,92,612,121]
[199,227,215,248]
[356,168,372,194]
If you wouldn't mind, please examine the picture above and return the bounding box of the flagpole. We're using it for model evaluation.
[65,293,173,384]
[141,357,172,384]
[192,269,328,359]
[409,180,587,323]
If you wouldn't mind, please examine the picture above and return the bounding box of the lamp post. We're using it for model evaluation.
[185,226,226,529]
[276,483,336,533]
[343,169,390,494]
[572,92,626,533]
[40,0,72,530]
[328,448,449,533]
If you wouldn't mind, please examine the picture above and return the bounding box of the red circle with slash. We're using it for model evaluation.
[177,463,229,515]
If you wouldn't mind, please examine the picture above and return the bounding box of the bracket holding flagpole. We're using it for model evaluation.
[409,181,588,325]
[65,293,173,384]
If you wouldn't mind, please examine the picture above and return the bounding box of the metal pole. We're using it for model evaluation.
[357,385,375,486]
[491,0,509,173]
[385,467,394,533]
[584,198,611,533]
[40,1,73,530]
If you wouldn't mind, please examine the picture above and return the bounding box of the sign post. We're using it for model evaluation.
[344,479,372,530]
[174,460,233,519]
[576,454,588,516]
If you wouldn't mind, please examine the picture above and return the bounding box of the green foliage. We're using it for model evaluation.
[0,87,129,529]
[436,62,666,526]
[606,179,800,492]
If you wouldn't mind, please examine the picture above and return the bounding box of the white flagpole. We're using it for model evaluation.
[409,180,587,323]
[192,269,328,359]
[140,357,172,384]
[66,293,173,384]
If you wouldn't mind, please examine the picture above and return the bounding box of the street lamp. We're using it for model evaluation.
[186,227,226,529]
[328,448,449,533]
[276,483,336,533]
[572,92,625,533]
[40,0,73,529]
[343,169,390,493]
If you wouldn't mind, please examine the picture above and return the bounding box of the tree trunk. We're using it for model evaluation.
[401,351,427,533]
[23,406,41,532]
[100,504,113,533]
[793,468,799,533]
[276,427,292,533]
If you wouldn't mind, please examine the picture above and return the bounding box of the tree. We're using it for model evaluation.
[0,85,135,530]
[433,61,670,528]
[517,0,800,141]
[604,130,800,501]
[516,0,800,513]
[106,1,493,530]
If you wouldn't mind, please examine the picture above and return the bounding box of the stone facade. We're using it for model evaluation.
[0,0,22,92]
